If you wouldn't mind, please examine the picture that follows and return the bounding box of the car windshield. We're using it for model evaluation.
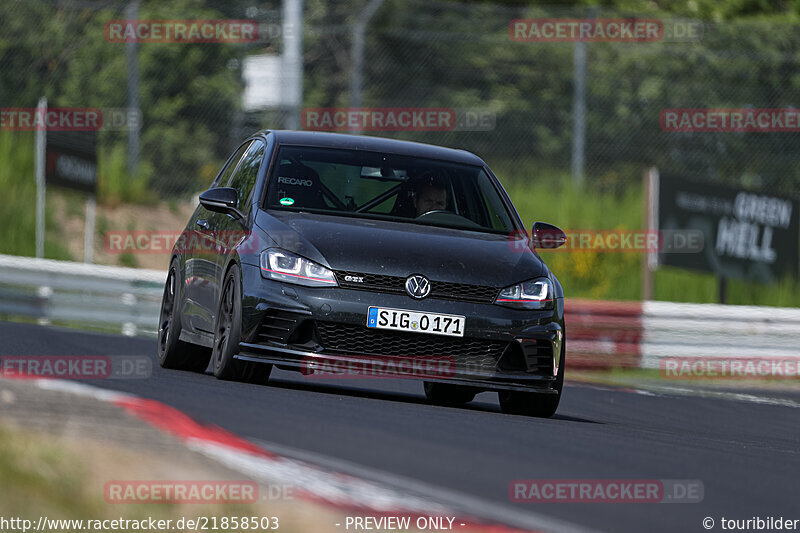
[265,146,516,234]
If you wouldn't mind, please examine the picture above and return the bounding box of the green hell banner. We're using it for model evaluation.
[658,174,799,284]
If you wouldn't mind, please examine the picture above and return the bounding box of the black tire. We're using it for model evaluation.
[498,336,565,418]
[423,381,478,405]
[158,259,212,372]
[212,264,272,384]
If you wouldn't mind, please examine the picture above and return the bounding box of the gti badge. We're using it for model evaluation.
[405,274,431,299]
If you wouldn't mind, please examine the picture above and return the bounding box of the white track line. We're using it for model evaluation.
[22,378,600,533]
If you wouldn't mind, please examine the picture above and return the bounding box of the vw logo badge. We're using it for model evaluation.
[405,274,431,299]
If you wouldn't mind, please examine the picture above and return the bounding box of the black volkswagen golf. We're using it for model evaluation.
[158,130,567,417]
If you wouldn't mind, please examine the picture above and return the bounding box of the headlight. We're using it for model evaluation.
[495,278,553,310]
[260,249,337,287]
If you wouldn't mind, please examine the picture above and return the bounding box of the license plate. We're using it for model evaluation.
[366,307,465,337]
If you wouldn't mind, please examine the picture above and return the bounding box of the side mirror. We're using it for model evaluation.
[531,221,567,249]
[199,187,245,220]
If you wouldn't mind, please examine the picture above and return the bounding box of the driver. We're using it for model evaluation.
[412,174,448,217]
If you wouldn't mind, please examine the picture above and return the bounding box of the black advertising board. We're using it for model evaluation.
[45,131,98,194]
[658,174,799,284]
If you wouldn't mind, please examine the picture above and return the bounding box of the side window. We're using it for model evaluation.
[227,139,265,207]
[211,141,252,188]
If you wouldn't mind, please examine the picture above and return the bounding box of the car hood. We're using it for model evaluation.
[254,210,545,287]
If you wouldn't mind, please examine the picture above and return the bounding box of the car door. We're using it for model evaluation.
[184,141,252,334]
[204,139,266,329]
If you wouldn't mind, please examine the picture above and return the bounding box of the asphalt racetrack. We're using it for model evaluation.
[1,320,798,533]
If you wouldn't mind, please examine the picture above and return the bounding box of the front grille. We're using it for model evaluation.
[430,280,499,303]
[335,271,405,294]
[316,321,509,371]
[334,270,499,304]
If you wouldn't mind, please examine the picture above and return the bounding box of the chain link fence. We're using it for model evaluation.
[1,0,798,201]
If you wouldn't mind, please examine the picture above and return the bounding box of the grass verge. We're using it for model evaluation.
[506,176,800,306]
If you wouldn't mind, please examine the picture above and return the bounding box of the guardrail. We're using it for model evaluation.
[0,254,164,337]
[565,299,643,368]
[640,300,800,367]
[568,299,800,368]
[1,254,798,368]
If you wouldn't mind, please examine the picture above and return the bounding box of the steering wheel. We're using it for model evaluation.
[414,209,483,229]
[416,209,452,219]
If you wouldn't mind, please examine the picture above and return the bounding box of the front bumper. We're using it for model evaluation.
[237,263,564,393]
